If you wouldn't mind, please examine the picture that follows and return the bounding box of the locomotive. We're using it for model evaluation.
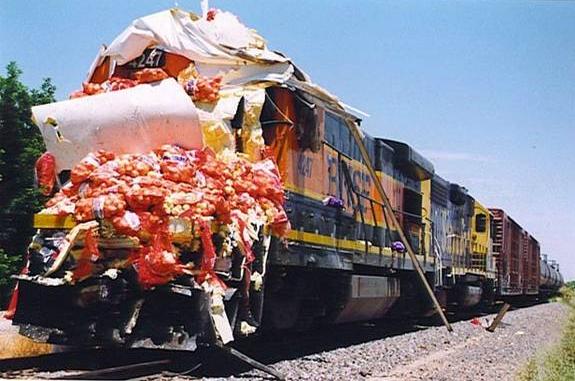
[10,8,563,351]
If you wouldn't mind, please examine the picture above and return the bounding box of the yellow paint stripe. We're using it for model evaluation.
[286,229,428,264]
[33,214,77,229]
[284,182,326,202]
[34,214,429,266]
[452,267,496,279]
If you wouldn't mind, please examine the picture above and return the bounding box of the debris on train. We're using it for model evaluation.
[322,195,344,209]
[35,152,57,196]
[11,143,289,344]
[8,3,564,358]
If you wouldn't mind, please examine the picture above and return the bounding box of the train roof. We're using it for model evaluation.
[379,139,434,180]
[432,173,449,187]
[489,208,540,242]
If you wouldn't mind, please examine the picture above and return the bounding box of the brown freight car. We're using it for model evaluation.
[523,234,540,295]
[489,208,541,297]
[490,208,522,296]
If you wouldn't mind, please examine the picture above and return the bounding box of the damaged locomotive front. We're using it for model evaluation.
[12,145,287,350]
[8,6,300,351]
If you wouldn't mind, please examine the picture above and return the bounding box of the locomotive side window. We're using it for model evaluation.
[404,189,423,217]
[294,92,321,152]
[475,213,487,233]
[260,87,322,153]
[325,111,357,159]
[325,112,341,149]
[340,119,351,157]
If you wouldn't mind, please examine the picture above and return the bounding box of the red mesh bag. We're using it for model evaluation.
[199,220,216,273]
[126,185,166,211]
[132,68,169,83]
[270,209,291,237]
[5,260,29,320]
[75,197,95,221]
[107,77,138,91]
[232,213,255,264]
[159,149,196,183]
[190,76,222,103]
[137,212,166,237]
[70,151,114,184]
[136,231,183,288]
[112,211,141,236]
[35,152,57,196]
[72,229,100,282]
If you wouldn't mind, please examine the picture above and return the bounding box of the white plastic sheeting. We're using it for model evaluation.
[32,79,201,172]
[89,9,290,80]
[33,6,368,172]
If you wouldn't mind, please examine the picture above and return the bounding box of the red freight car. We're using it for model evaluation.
[490,208,524,296]
[523,234,540,295]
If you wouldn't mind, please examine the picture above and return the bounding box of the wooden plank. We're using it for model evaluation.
[346,120,453,332]
[487,303,511,332]
[54,359,171,380]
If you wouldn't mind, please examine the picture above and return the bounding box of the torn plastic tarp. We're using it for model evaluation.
[89,9,290,79]
[32,78,201,172]
[85,8,366,123]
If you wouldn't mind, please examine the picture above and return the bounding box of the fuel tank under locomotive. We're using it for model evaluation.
[262,268,401,330]
[455,284,483,309]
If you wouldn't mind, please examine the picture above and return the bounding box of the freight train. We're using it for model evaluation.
[10,8,563,350]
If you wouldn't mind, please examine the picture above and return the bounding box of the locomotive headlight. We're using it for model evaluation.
[169,218,189,234]
[169,217,192,243]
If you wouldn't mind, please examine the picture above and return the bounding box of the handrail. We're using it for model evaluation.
[345,118,453,331]
[433,234,444,287]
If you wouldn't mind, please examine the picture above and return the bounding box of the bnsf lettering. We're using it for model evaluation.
[327,155,338,182]
[324,153,372,213]
[297,154,313,178]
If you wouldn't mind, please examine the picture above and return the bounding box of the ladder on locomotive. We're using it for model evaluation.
[432,234,444,287]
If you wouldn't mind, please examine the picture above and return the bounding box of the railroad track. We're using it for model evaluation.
[0,303,544,380]
[0,348,201,380]
[0,318,419,380]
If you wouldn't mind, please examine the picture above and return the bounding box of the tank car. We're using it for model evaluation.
[539,256,564,297]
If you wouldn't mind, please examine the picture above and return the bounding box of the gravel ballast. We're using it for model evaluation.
[213,302,568,381]
[0,303,567,380]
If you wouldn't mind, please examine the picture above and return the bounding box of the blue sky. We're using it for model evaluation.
[1,1,574,279]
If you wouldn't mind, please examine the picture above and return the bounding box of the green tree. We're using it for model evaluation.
[0,62,55,306]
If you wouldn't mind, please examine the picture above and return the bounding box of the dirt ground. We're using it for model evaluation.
[0,313,53,360]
